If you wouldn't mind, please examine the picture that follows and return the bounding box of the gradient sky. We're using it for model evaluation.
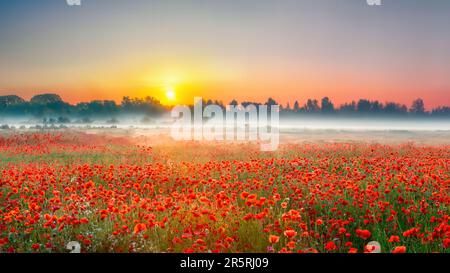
[1,0,449,107]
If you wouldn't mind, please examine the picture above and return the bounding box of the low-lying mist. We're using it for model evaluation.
[1,115,449,131]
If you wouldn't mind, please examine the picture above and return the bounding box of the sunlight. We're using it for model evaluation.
[165,87,176,102]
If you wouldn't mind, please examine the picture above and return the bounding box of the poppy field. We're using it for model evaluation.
[0,131,449,253]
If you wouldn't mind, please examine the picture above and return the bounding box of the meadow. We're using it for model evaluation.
[0,129,449,253]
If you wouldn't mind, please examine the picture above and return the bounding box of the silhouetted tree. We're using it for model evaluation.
[229,99,238,107]
[28,94,71,116]
[241,101,261,107]
[383,102,408,115]
[305,99,320,113]
[410,98,425,115]
[76,100,118,116]
[339,101,356,114]
[0,95,28,115]
[265,97,278,107]
[371,101,382,113]
[357,99,372,113]
[293,101,300,113]
[121,96,165,115]
[285,102,291,112]
[431,106,450,117]
[321,97,334,113]
[0,95,25,106]
[30,94,63,104]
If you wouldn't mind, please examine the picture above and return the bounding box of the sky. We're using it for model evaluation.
[0,0,450,108]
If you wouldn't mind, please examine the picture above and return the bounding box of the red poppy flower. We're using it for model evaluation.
[325,241,337,251]
[183,248,195,253]
[388,235,400,243]
[348,248,358,253]
[269,235,280,244]
[402,228,419,238]
[284,229,297,238]
[287,241,296,249]
[133,223,147,234]
[392,246,406,253]
[356,229,371,240]
[240,192,249,200]
[443,238,450,249]
[195,239,206,245]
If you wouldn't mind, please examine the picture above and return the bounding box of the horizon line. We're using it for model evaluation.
[1,92,449,110]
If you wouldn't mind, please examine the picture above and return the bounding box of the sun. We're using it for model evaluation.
[165,88,176,101]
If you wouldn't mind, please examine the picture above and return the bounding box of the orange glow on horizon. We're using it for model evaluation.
[1,63,449,110]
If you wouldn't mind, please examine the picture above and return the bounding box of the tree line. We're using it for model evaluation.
[208,97,449,117]
[0,93,449,120]
[0,94,167,118]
